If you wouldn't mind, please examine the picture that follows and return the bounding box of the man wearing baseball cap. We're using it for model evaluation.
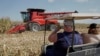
[46,19,83,56]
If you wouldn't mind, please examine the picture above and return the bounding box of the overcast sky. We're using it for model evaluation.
[0,0,100,24]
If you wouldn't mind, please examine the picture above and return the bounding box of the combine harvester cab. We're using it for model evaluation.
[40,12,100,56]
[20,11,30,22]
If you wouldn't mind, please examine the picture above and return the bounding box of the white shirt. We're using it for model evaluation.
[82,33,100,44]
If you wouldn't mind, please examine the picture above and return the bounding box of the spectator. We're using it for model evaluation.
[46,19,83,56]
[82,23,100,44]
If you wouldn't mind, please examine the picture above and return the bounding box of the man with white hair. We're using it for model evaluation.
[46,19,83,56]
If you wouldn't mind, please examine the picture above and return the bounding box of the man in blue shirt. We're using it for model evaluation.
[46,19,83,56]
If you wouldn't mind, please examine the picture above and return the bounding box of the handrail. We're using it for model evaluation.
[73,42,99,48]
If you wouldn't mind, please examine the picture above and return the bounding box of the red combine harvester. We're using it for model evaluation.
[7,8,74,33]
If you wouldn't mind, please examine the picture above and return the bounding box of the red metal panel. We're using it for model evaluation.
[6,24,25,34]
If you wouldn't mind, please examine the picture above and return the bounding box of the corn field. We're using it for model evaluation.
[0,17,12,33]
[0,31,51,56]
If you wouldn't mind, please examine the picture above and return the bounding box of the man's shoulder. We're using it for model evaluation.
[75,31,79,34]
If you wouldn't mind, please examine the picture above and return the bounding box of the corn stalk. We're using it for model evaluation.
[0,17,12,33]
